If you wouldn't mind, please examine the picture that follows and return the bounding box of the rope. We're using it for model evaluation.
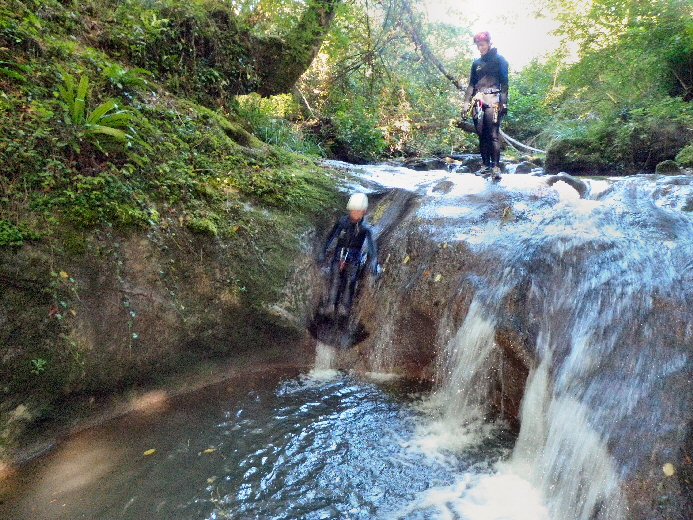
[499,129,546,154]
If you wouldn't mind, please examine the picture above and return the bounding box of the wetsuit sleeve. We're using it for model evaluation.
[322,217,343,258]
[463,61,477,103]
[499,57,509,106]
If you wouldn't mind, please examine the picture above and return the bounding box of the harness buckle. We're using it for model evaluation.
[339,248,348,272]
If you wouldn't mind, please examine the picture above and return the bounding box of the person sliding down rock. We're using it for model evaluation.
[318,193,381,318]
[462,31,509,181]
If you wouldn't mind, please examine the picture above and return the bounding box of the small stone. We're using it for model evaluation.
[433,274,442,282]
[662,463,675,476]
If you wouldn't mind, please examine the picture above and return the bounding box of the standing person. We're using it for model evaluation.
[462,31,509,180]
[319,192,380,318]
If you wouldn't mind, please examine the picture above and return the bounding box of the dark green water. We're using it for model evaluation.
[0,367,517,519]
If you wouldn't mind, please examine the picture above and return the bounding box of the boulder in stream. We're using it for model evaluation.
[655,159,682,175]
[515,161,538,174]
[546,173,589,198]
[403,157,447,171]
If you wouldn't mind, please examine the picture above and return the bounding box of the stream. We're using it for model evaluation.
[0,360,545,520]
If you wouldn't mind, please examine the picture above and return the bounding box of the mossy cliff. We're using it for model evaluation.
[0,0,343,461]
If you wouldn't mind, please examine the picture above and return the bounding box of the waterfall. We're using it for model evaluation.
[311,342,338,378]
[433,298,500,423]
[348,164,692,518]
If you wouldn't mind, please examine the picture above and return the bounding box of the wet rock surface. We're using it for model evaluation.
[319,160,693,519]
[402,157,448,171]
[514,161,538,174]
[0,219,325,460]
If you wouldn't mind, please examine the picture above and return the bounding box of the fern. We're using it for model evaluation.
[72,75,89,125]
[0,61,31,83]
[102,64,152,92]
[55,72,141,153]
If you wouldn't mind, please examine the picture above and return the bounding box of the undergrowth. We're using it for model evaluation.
[0,0,340,247]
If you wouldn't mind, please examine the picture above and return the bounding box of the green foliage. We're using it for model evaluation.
[294,0,476,159]
[551,0,692,104]
[530,0,693,171]
[332,102,387,162]
[675,144,693,167]
[30,358,48,376]
[101,0,255,106]
[0,60,31,83]
[235,93,324,155]
[0,220,24,247]
[504,60,556,147]
[54,71,142,155]
[102,64,152,94]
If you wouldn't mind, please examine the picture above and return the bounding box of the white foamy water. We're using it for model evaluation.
[309,342,340,379]
[395,468,550,520]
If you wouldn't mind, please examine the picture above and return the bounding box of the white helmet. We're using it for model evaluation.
[346,192,368,211]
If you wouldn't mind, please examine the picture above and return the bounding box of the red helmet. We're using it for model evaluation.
[473,31,491,44]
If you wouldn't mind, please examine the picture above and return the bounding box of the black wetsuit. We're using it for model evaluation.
[321,215,377,313]
[463,48,509,168]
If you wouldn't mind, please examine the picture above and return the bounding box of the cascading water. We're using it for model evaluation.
[343,162,692,519]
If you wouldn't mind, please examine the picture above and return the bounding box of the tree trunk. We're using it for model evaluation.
[251,0,341,97]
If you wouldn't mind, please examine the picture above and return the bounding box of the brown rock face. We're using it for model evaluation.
[0,221,318,459]
[324,168,692,519]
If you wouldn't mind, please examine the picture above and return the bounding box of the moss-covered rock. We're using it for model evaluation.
[0,0,345,463]
[674,144,693,168]
[655,160,681,175]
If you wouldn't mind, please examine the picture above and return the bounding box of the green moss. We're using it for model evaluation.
[186,214,219,236]
[675,144,693,168]
[655,160,681,175]
[0,220,24,247]
[61,228,89,255]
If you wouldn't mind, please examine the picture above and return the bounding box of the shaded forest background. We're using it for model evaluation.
[3,1,691,165]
